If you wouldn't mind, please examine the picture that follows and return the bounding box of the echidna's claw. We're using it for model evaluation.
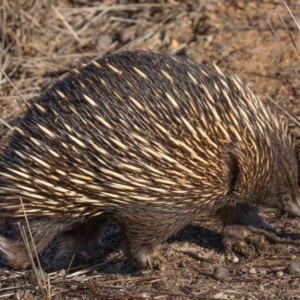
[147,257,154,271]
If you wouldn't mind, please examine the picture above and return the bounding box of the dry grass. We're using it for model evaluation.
[0,0,188,119]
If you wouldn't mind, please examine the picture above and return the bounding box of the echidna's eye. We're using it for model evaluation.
[279,194,292,203]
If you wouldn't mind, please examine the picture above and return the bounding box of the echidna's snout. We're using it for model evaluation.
[278,193,300,218]
[287,198,300,217]
[274,149,300,217]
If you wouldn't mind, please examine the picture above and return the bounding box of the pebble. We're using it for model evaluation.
[284,260,300,275]
[276,271,283,277]
[212,266,229,281]
[213,292,228,299]
[232,256,240,263]
[257,268,267,275]
[96,34,112,50]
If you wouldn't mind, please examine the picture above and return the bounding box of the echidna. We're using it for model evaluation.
[0,50,299,270]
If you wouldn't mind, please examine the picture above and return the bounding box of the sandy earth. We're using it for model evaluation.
[1,1,300,299]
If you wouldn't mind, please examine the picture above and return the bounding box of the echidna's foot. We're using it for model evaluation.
[51,250,70,271]
[121,239,166,270]
[217,204,279,259]
[50,245,103,271]
[49,220,106,271]
[50,250,77,271]
[0,218,69,270]
[133,252,166,270]
[0,236,30,269]
[223,225,280,259]
[131,250,167,270]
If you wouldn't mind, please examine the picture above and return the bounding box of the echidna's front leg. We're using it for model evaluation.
[116,208,189,269]
[216,204,277,258]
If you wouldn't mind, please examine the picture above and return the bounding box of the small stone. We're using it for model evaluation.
[276,271,283,277]
[212,266,229,281]
[249,267,257,274]
[213,292,228,299]
[225,253,239,263]
[96,34,113,50]
[232,256,239,263]
[284,260,300,275]
[257,268,267,275]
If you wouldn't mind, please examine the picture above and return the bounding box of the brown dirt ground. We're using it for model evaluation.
[1,0,300,299]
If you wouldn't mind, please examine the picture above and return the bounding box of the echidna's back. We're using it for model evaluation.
[0,51,291,219]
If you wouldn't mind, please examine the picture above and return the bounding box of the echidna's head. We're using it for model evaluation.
[270,143,300,217]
